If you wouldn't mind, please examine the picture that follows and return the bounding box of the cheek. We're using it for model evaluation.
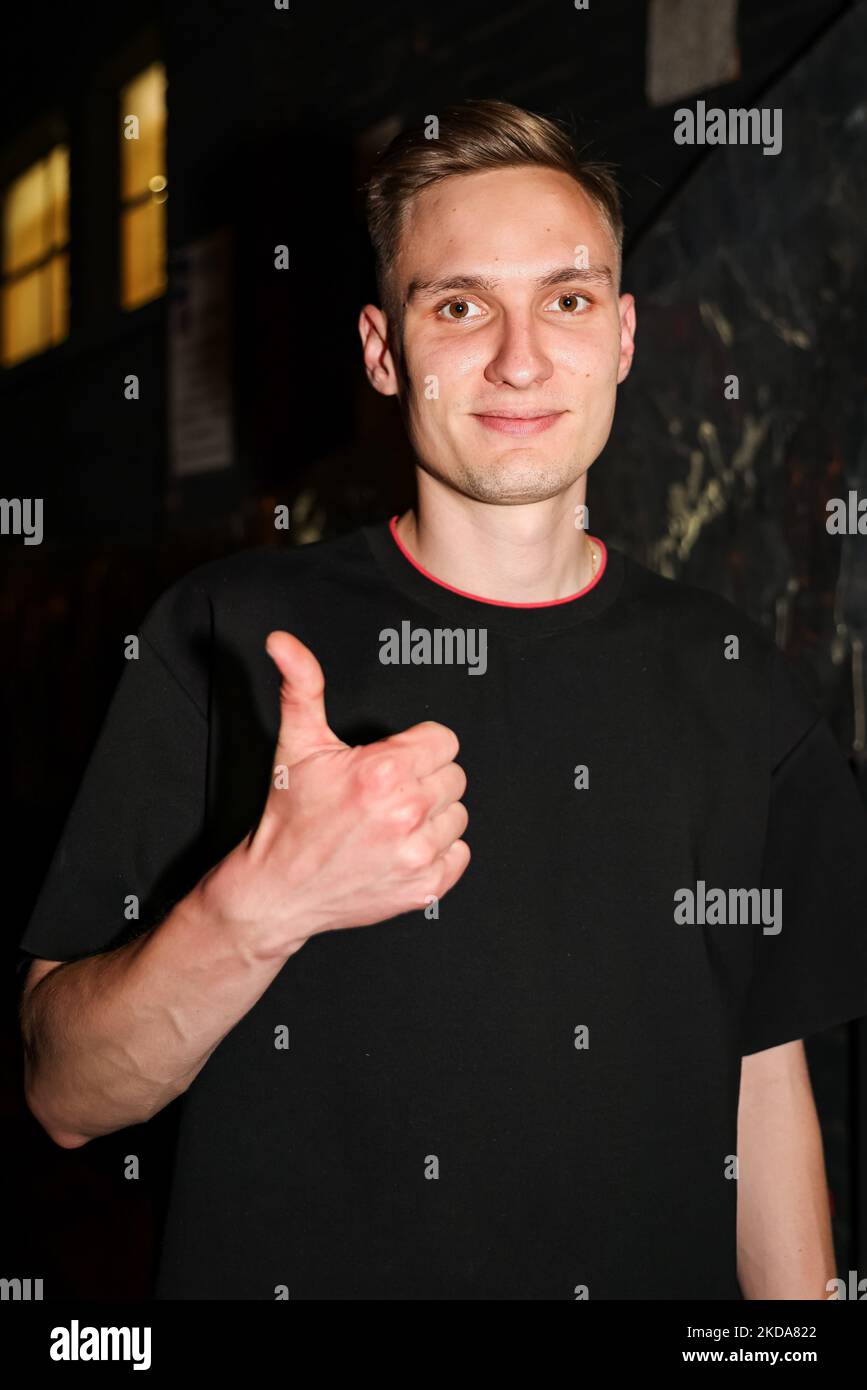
[406,346,480,420]
[425,343,483,391]
[405,381,455,440]
[557,331,618,379]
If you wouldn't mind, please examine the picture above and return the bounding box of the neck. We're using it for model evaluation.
[394,477,596,604]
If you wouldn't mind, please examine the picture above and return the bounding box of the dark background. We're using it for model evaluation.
[2,0,865,1298]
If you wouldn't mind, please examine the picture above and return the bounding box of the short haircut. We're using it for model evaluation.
[364,98,625,345]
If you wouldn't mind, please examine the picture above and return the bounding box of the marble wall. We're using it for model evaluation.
[602,3,867,776]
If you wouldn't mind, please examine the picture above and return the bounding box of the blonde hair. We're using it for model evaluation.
[364,98,624,336]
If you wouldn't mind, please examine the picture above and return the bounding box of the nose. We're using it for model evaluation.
[483,312,554,390]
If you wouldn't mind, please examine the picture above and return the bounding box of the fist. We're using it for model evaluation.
[199,630,470,960]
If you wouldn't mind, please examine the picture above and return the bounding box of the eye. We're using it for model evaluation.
[546,292,591,314]
[436,299,483,321]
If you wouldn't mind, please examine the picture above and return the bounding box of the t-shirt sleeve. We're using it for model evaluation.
[740,647,867,1055]
[16,574,212,973]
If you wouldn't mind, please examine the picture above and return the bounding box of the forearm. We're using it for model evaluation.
[736,1040,836,1299]
[21,881,299,1147]
[20,642,468,1151]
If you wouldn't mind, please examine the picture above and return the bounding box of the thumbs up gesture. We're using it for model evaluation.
[197,631,470,961]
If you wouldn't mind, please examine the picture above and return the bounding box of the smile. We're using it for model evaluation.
[472,413,565,436]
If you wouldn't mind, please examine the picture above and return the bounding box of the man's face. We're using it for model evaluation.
[361,165,636,506]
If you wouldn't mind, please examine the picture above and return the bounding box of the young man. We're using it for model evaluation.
[18,99,867,1300]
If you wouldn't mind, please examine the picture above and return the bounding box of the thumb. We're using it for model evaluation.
[265,630,344,768]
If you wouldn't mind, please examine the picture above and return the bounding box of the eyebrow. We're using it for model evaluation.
[405,264,615,303]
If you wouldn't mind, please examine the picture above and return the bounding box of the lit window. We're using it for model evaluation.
[1,145,69,367]
[119,61,167,310]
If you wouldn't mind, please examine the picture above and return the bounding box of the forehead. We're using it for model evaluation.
[397,165,616,281]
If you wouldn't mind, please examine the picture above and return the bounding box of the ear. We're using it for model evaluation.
[358,303,401,398]
[616,292,636,385]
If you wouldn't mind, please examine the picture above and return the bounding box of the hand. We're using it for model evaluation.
[198,631,470,960]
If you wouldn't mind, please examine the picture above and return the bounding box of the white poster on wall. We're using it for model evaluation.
[646,0,740,107]
[168,226,233,476]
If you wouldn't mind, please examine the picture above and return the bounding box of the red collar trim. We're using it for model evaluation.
[387,514,608,609]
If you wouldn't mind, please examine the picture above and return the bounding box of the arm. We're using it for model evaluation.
[20,894,296,1148]
[21,631,468,1149]
[736,1038,836,1299]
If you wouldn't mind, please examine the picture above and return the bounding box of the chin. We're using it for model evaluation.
[455,465,583,505]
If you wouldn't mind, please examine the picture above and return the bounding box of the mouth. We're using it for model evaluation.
[471,412,565,437]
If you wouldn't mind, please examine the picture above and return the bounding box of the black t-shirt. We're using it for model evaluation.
[18,518,867,1299]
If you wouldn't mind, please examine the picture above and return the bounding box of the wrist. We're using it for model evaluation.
[192,844,314,965]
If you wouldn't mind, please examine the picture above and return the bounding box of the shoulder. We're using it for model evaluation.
[156,529,367,600]
[617,551,772,658]
[136,530,373,709]
[142,530,371,633]
[616,552,820,760]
